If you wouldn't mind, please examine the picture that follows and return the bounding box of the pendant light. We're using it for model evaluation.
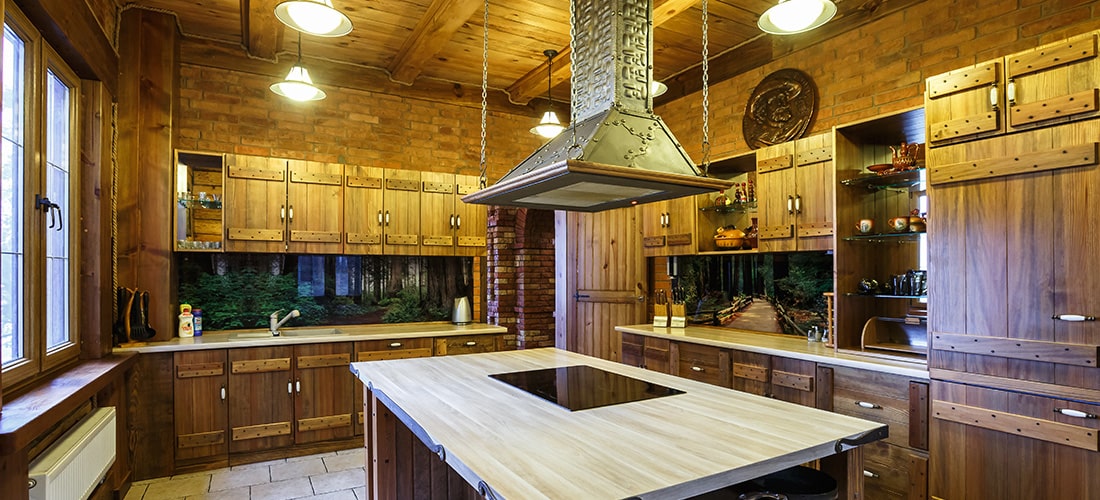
[275,0,353,37]
[758,0,837,35]
[651,81,667,98]
[530,49,565,139]
[270,33,326,101]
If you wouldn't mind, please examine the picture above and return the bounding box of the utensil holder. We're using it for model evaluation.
[670,304,686,328]
[653,304,670,328]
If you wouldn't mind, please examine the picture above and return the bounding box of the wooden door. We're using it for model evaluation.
[382,169,421,255]
[556,207,646,361]
[224,155,287,252]
[665,195,696,255]
[419,172,456,256]
[925,58,1004,146]
[1006,31,1100,133]
[793,133,835,251]
[343,165,384,255]
[173,350,228,467]
[286,160,343,254]
[732,350,770,396]
[455,174,487,257]
[640,199,670,257]
[756,142,796,252]
[228,346,294,453]
[294,343,354,444]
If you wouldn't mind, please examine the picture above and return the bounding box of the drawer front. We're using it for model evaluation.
[644,337,671,374]
[674,342,730,387]
[863,441,928,500]
[831,366,918,449]
[356,337,433,361]
[621,333,644,368]
[435,335,497,356]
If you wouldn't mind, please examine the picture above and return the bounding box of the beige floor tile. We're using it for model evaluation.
[184,485,250,500]
[288,451,336,463]
[143,475,210,500]
[352,486,366,500]
[271,457,327,482]
[210,465,271,491]
[123,483,148,500]
[250,477,314,500]
[309,468,365,495]
[334,447,363,456]
[299,489,358,500]
[322,453,364,473]
[231,458,285,471]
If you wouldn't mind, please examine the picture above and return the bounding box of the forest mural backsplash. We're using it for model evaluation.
[176,253,475,331]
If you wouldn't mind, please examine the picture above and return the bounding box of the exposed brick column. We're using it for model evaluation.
[486,207,556,349]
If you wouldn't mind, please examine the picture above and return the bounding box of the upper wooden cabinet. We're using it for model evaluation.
[343,165,385,254]
[926,31,1100,147]
[640,196,696,257]
[286,161,343,254]
[756,132,835,252]
[381,169,421,255]
[174,151,225,252]
[420,172,487,256]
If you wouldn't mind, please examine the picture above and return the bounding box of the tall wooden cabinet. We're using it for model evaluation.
[755,132,835,252]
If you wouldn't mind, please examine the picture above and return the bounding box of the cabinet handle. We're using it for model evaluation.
[1006,78,1016,106]
[389,342,403,348]
[288,205,294,224]
[296,380,301,393]
[377,210,383,225]
[220,386,226,401]
[464,341,477,346]
[691,366,704,372]
[287,381,293,395]
[1052,314,1096,322]
[1054,408,1097,419]
[456,215,461,229]
[794,195,801,214]
[450,214,455,228]
[863,470,880,479]
[989,82,999,110]
[281,205,286,222]
[787,195,794,214]
[855,401,882,409]
[385,211,390,225]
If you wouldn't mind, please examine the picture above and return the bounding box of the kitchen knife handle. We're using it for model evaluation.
[1052,314,1096,321]
[1054,408,1097,419]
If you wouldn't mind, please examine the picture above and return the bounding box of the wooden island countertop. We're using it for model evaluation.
[351,348,887,499]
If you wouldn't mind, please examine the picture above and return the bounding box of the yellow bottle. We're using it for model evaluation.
[179,303,194,338]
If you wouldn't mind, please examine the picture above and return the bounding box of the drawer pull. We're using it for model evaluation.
[388,342,403,348]
[464,341,477,347]
[1052,314,1096,321]
[691,366,704,372]
[863,470,879,479]
[855,401,883,409]
[1054,408,1097,419]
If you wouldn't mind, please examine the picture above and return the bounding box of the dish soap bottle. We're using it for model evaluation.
[179,304,194,338]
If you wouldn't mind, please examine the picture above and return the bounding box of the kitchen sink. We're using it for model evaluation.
[230,328,342,339]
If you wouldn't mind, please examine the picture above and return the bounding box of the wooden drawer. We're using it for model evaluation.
[831,366,928,450]
[770,355,816,407]
[672,342,730,387]
[622,333,672,373]
[434,335,497,356]
[356,338,433,361]
[732,350,770,396]
[863,441,929,500]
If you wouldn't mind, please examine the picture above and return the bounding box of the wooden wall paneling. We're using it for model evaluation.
[228,347,294,454]
[128,352,175,480]
[382,169,421,255]
[343,165,384,255]
[223,155,287,253]
[419,172,456,256]
[15,0,119,96]
[286,161,343,254]
[116,9,178,342]
[927,142,969,373]
[961,163,1008,377]
[79,80,113,357]
[454,174,487,256]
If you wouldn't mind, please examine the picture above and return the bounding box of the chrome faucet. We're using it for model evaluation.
[269,309,300,336]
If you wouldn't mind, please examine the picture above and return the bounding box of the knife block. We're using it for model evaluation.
[670,304,686,328]
[653,303,670,328]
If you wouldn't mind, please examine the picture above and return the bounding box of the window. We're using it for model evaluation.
[1,5,80,386]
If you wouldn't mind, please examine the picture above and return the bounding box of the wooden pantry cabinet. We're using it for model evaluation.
[755,132,835,252]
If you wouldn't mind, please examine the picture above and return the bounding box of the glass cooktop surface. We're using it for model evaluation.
[489,365,685,411]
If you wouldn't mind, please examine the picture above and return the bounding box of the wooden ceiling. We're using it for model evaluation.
[131,0,917,109]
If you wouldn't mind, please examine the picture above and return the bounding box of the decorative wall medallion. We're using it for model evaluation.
[742,69,817,149]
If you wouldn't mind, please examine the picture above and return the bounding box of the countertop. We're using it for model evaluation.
[351,348,888,500]
[114,322,507,353]
[616,324,929,379]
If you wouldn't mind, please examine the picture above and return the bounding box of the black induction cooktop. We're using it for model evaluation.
[489,365,685,411]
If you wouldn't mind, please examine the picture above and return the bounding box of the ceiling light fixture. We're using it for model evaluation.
[651,80,667,98]
[757,0,837,35]
[274,0,353,37]
[530,49,566,139]
[270,33,327,101]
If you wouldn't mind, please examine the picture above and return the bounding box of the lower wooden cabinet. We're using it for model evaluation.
[731,351,817,406]
[354,337,434,433]
[621,332,671,373]
[174,350,229,468]
[863,441,929,500]
[434,334,497,355]
[228,346,295,454]
[293,343,355,444]
[671,342,731,387]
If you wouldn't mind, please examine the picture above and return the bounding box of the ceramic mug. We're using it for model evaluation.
[856,219,874,234]
[889,217,909,232]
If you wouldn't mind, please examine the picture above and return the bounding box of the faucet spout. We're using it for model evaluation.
[269,309,300,336]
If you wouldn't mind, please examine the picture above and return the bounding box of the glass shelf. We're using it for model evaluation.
[846,293,927,299]
[698,202,757,214]
[843,231,924,242]
[178,198,222,209]
[841,168,924,190]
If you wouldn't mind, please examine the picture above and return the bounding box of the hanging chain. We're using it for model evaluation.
[701,0,711,176]
[478,0,489,188]
[568,0,578,149]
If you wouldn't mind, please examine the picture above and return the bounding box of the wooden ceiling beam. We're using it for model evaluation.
[241,0,282,60]
[388,0,487,85]
[505,0,698,105]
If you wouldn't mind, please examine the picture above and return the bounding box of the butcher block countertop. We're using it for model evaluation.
[351,348,888,500]
[616,324,929,379]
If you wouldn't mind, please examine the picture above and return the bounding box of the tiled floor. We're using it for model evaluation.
[124,448,366,500]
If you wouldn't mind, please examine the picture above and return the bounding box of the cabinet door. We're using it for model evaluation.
[793,133,834,251]
[286,161,343,254]
[665,195,696,255]
[925,59,1004,146]
[732,350,770,396]
[455,174,487,256]
[1006,32,1100,133]
[224,155,287,252]
[294,343,354,444]
[174,350,228,466]
[354,338,434,434]
[769,355,816,406]
[382,169,421,255]
[343,165,384,255]
[640,200,670,257]
[756,142,796,252]
[420,172,457,256]
[863,442,928,500]
[228,346,294,453]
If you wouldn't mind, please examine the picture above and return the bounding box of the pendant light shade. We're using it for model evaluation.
[530,49,565,139]
[271,34,326,101]
[275,0,353,37]
[651,80,667,98]
[758,0,837,35]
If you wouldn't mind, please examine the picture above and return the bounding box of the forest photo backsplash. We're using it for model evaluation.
[176,253,475,331]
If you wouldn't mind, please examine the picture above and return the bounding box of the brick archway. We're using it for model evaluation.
[486,207,556,348]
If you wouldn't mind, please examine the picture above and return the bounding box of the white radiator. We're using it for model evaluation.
[28,407,117,500]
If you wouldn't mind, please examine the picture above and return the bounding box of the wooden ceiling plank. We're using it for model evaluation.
[388,0,486,85]
[242,0,282,60]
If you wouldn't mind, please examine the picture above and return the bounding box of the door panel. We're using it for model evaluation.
[286,161,343,254]
[344,165,384,255]
[455,174,487,256]
[224,155,286,253]
[420,172,456,256]
[174,350,228,465]
[228,347,294,453]
[383,169,421,255]
[294,343,354,444]
[756,142,795,252]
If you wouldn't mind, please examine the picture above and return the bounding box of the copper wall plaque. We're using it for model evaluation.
[743,69,817,149]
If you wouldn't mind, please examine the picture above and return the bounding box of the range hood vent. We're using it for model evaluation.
[462,0,732,212]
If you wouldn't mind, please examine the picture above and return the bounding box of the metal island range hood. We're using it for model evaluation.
[461,0,733,212]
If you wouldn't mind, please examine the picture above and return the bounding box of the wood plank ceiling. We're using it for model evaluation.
[131,0,917,109]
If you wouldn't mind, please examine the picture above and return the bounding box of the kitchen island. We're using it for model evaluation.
[351,348,888,499]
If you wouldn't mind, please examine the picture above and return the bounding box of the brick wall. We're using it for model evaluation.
[660,0,1100,161]
[486,207,556,348]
